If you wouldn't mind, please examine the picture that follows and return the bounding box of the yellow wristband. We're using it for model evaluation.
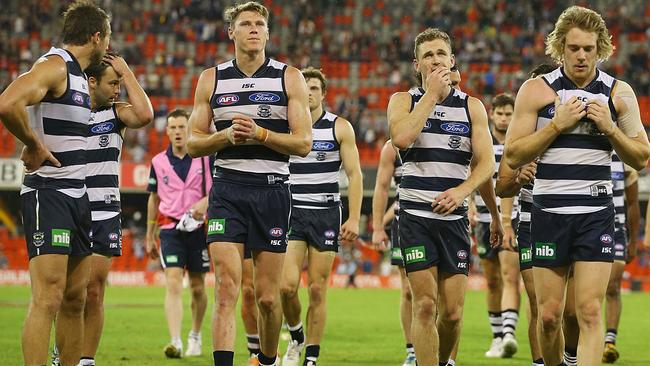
[147,220,156,224]
[549,120,561,135]
[255,127,269,142]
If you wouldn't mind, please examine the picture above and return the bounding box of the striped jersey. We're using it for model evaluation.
[393,150,403,216]
[534,67,618,214]
[289,111,342,209]
[518,182,534,225]
[86,105,125,221]
[475,134,519,223]
[611,152,626,232]
[210,58,290,178]
[399,87,473,220]
[21,47,91,198]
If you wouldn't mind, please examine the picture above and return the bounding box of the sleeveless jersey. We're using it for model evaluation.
[611,152,626,232]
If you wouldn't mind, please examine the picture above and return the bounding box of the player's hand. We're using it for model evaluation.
[432,187,467,216]
[21,141,60,173]
[468,204,478,228]
[341,218,359,242]
[627,239,637,263]
[489,219,504,248]
[371,229,389,251]
[515,161,537,185]
[585,99,616,136]
[553,96,586,131]
[102,54,131,78]
[501,224,517,251]
[145,235,159,259]
[424,66,451,102]
[232,115,267,143]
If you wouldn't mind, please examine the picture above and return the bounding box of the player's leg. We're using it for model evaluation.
[398,267,416,366]
[242,255,261,364]
[563,271,578,366]
[521,269,544,365]
[80,254,112,364]
[253,250,286,365]
[184,229,210,357]
[602,259,625,363]
[481,257,504,357]
[499,249,521,357]
[55,255,92,366]
[437,273,468,364]
[280,240,308,359]
[408,267,439,366]
[302,246,336,365]
[162,266,185,356]
[534,266,569,366]
[573,261,612,366]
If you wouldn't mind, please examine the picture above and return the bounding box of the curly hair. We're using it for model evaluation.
[224,1,269,25]
[545,6,614,62]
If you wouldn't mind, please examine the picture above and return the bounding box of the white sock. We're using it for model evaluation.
[189,330,201,340]
[172,337,183,349]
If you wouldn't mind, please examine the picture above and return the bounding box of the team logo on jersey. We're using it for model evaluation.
[324,229,336,239]
[440,122,470,135]
[312,141,335,151]
[269,227,284,237]
[32,231,45,247]
[104,194,116,204]
[217,94,239,105]
[249,92,281,103]
[99,135,110,147]
[424,121,432,130]
[448,136,461,149]
[600,234,613,244]
[457,250,468,260]
[91,122,115,134]
[257,104,272,118]
[72,92,85,105]
[316,152,327,161]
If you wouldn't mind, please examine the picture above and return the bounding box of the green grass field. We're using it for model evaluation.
[1,285,649,365]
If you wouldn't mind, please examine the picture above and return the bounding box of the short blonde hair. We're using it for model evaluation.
[545,6,614,62]
[414,28,452,59]
[224,1,269,24]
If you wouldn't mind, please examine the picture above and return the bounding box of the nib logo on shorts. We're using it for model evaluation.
[166,255,178,264]
[535,242,556,259]
[404,246,426,264]
[207,219,225,235]
[391,247,403,260]
[520,247,532,263]
[51,229,71,247]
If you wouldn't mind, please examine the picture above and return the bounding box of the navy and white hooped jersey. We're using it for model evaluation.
[611,152,626,231]
[399,87,473,220]
[86,105,125,221]
[475,134,519,223]
[534,67,618,214]
[21,47,91,198]
[210,58,290,178]
[393,152,403,216]
[518,182,534,224]
[289,111,341,209]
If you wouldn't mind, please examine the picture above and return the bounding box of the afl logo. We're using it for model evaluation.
[217,94,239,105]
[548,106,556,117]
[72,92,85,105]
[249,92,281,103]
[325,230,336,239]
[91,122,114,134]
[312,141,335,151]
[269,227,284,237]
[440,122,470,135]
[109,233,119,241]
[457,250,468,260]
[600,234,613,244]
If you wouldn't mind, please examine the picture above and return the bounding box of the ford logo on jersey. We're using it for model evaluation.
[312,141,335,151]
[249,92,281,103]
[440,122,470,135]
[91,122,114,134]
[217,94,239,105]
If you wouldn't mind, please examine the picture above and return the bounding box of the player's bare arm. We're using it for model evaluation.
[186,68,232,157]
[590,81,650,170]
[388,68,450,150]
[337,116,363,241]
[504,78,583,169]
[624,168,640,262]
[0,57,67,171]
[107,55,154,129]
[371,141,396,249]
[145,192,161,259]
[495,159,537,198]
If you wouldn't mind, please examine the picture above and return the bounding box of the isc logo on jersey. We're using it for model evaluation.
[217,94,239,106]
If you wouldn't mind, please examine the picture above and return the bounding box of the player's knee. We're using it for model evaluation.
[485,275,502,292]
[539,308,562,333]
[85,281,104,308]
[190,282,206,300]
[33,287,65,315]
[308,281,326,306]
[280,279,299,299]
[440,305,463,327]
[402,287,413,303]
[242,284,256,305]
[576,300,601,329]
[413,297,437,320]
[256,292,279,314]
[605,282,620,299]
[60,289,87,314]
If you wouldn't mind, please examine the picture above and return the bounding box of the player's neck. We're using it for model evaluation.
[63,44,93,70]
[235,49,266,77]
[310,104,324,124]
[491,127,506,144]
[563,66,597,88]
